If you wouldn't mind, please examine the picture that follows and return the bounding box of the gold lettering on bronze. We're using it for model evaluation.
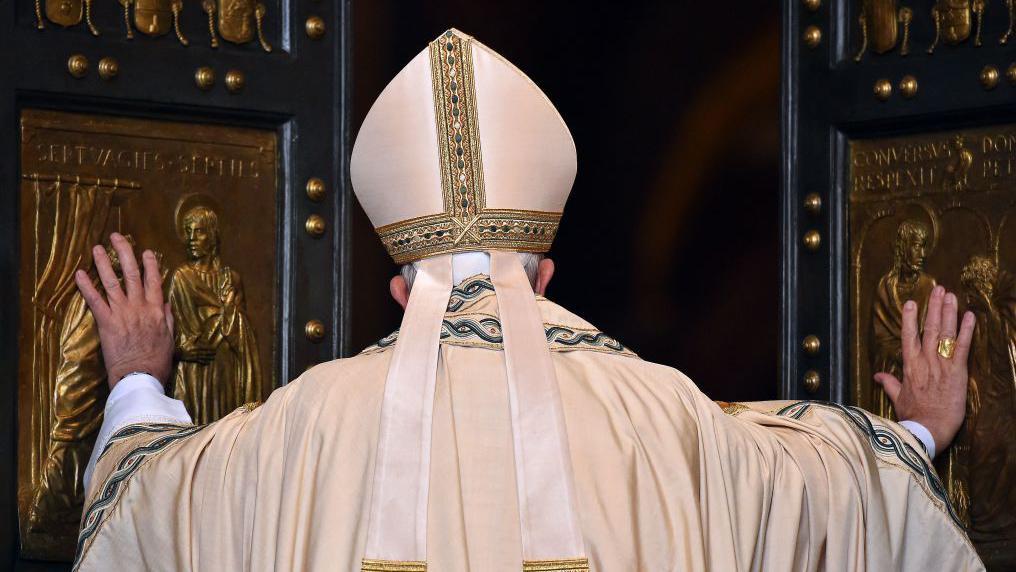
[31,142,262,179]
[851,125,1016,567]
[17,109,278,561]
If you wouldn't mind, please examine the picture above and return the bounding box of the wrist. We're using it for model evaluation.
[107,361,171,389]
[905,416,959,457]
[899,419,939,458]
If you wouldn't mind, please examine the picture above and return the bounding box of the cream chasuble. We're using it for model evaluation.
[75,279,982,570]
[75,29,983,571]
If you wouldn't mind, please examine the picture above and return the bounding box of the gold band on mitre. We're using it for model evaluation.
[378,209,560,265]
[372,30,562,264]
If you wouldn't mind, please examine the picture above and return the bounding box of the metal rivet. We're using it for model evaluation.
[304,319,326,342]
[803,230,821,251]
[873,78,892,101]
[803,370,821,393]
[305,214,326,237]
[802,0,821,11]
[899,75,918,99]
[981,65,1000,90]
[98,57,118,80]
[225,69,245,93]
[305,15,326,39]
[1007,63,1016,85]
[803,26,822,48]
[306,177,326,202]
[195,66,215,91]
[67,54,89,78]
[802,335,821,355]
[803,193,822,215]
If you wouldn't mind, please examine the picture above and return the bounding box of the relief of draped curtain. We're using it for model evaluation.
[28,179,113,530]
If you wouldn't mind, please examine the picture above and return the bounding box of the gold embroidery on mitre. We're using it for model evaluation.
[431,29,485,221]
[361,559,427,572]
[378,209,561,265]
[375,30,562,264]
[521,558,591,571]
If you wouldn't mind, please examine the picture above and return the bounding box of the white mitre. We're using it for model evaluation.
[351,29,588,572]
[351,28,576,264]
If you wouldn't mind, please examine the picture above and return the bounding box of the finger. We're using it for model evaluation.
[142,250,164,305]
[164,302,174,337]
[874,373,903,404]
[110,233,143,301]
[940,292,958,340]
[74,270,111,324]
[901,300,921,363]
[953,311,976,364]
[922,286,946,359]
[93,244,126,305]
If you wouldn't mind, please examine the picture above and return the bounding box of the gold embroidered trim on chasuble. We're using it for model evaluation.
[361,559,427,571]
[522,558,591,571]
[716,401,750,416]
[377,30,561,265]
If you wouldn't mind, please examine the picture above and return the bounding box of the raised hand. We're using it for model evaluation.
[874,285,975,453]
[74,233,176,388]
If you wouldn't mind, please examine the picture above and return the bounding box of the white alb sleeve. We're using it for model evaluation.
[898,419,937,459]
[83,373,192,491]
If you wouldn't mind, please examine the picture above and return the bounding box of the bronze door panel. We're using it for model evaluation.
[786,0,1016,566]
[17,109,279,560]
[849,127,1016,560]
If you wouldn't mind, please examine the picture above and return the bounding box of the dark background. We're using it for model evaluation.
[351,1,782,401]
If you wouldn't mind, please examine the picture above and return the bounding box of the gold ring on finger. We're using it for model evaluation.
[937,336,956,359]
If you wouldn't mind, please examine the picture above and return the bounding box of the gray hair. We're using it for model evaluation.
[401,252,543,291]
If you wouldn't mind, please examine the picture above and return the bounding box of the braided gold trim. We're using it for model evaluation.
[361,559,426,572]
[430,30,485,220]
[522,558,590,571]
[377,209,560,265]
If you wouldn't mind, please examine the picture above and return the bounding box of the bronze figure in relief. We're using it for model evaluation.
[958,256,1016,560]
[854,0,912,61]
[168,200,263,424]
[26,240,120,537]
[869,220,937,418]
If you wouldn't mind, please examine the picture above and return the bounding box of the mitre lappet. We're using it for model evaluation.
[351,29,586,571]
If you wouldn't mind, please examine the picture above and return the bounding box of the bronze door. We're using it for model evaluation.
[783,0,1016,567]
[0,0,350,565]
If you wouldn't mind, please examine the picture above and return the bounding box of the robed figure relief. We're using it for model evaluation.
[958,256,1016,558]
[870,219,937,417]
[169,204,262,424]
[27,242,121,535]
